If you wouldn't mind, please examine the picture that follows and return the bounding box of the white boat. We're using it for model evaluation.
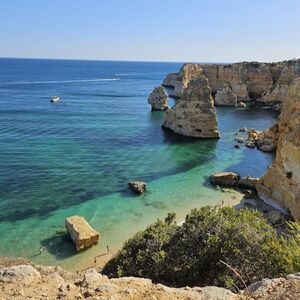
[50,96,60,103]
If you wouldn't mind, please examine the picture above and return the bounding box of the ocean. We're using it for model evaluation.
[0,58,277,270]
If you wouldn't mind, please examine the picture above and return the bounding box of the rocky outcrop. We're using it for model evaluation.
[257,78,300,220]
[162,76,220,138]
[0,259,238,300]
[128,181,147,194]
[161,59,300,105]
[148,86,169,110]
[247,125,279,153]
[214,85,237,106]
[65,216,100,251]
[1,257,299,299]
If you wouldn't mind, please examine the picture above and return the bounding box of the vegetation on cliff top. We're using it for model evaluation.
[103,206,300,290]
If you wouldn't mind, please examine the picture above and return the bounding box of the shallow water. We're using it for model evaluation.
[0,58,277,269]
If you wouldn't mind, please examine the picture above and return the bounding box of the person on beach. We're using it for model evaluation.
[107,245,110,253]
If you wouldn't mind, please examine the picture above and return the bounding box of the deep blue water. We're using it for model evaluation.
[0,58,277,268]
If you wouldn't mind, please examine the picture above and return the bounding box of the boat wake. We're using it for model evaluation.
[2,78,120,85]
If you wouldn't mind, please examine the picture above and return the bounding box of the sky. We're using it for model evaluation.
[0,0,299,63]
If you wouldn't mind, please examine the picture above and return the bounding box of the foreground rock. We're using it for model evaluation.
[257,78,300,220]
[148,86,169,110]
[128,181,147,194]
[1,257,299,299]
[65,216,100,251]
[162,76,220,138]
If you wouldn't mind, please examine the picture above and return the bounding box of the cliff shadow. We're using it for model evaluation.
[39,232,77,260]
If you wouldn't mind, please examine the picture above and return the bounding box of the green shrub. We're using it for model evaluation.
[103,206,300,290]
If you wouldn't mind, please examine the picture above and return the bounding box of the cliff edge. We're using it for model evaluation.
[257,77,300,220]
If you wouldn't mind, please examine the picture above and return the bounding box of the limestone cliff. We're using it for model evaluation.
[163,63,203,98]
[261,59,300,103]
[214,85,237,106]
[162,76,220,138]
[257,77,300,220]
[162,59,300,105]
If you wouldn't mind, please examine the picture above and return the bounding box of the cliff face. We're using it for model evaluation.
[163,59,300,105]
[201,62,273,100]
[257,77,300,220]
[261,60,300,103]
[162,76,220,138]
[163,63,203,98]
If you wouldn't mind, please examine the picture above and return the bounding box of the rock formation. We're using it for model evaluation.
[246,125,279,153]
[163,63,203,98]
[214,85,237,106]
[257,78,300,220]
[261,59,300,103]
[65,216,100,251]
[162,76,220,138]
[128,181,147,194]
[161,59,300,105]
[1,257,299,299]
[209,172,241,187]
[148,86,169,111]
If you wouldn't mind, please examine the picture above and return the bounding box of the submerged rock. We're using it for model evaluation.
[209,172,241,187]
[65,215,100,251]
[148,86,169,111]
[128,181,147,194]
[162,76,220,138]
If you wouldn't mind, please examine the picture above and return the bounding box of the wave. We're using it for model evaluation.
[1,78,120,85]
[115,72,166,76]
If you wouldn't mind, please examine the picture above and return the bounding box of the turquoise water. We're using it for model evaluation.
[0,58,277,270]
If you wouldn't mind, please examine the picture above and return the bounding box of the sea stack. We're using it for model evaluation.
[148,86,169,110]
[162,76,220,138]
[257,77,300,220]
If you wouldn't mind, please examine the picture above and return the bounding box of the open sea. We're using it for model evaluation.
[0,58,277,270]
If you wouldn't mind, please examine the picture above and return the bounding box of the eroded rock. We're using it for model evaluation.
[257,78,300,220]
[65,216,100,251]
[162,76,220,138]
[209,172,241,187]
[148,86,169,111]
[128,181,147,194]
[214,85,237,106]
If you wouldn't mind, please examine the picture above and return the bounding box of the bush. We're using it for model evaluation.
[103,206,300,290]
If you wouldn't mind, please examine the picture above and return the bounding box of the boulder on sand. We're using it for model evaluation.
[209,172,241,187]
[65,216,100,251]
[128,181,147,194]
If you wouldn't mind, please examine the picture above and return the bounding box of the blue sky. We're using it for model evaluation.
[0,0,299,62]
